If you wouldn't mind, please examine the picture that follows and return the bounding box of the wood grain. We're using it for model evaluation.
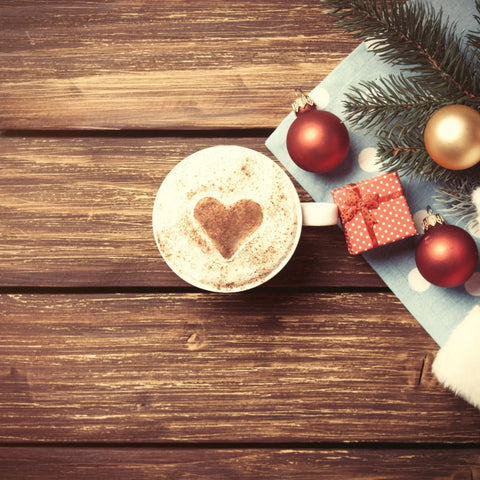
[2,0,477,475]
[0,0,358,130]
[1,447,480,480]
[2,292,480,443]
[0,134,382,288]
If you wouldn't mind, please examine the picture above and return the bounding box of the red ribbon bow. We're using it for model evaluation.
[340,187,380,226]
[334,174,404,253]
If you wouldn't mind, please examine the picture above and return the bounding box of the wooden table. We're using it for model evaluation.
[1,1,480,478]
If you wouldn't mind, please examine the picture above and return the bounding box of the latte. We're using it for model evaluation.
[152,145,302,292]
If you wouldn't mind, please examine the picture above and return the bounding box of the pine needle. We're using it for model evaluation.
[322,0,480,223]
[435,177,480,229]
[343,73,455,135]
[322,0,480,100]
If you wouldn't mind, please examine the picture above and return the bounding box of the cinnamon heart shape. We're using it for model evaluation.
[194,197,263,259]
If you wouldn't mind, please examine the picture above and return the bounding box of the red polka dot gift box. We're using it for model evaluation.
[331,172,417,255]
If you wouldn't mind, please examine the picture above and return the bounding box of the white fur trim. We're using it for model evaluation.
[432,305,480,410]
[472,186,480,227]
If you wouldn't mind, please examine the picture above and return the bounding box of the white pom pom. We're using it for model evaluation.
[471,187,480,226]
[432,304,480,410]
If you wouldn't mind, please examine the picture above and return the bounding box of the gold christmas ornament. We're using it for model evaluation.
[424,104,480,170]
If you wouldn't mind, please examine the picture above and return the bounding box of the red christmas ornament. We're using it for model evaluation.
[286,90,350,173]
[415,207,478,288]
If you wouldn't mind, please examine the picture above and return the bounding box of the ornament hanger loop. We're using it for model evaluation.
[292,88,315,113]
[423,205,446,232]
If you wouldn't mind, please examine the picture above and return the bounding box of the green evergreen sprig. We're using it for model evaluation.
[322,0,480,223]
[376,131,480,185]
[435,178,480,228]
[343,74,451,135]
[323,0,480,101]
[467,0,480,55]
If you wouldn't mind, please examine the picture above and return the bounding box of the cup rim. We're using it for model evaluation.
[152,145,303,293]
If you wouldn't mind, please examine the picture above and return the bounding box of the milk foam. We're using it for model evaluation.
[153,146,301,292]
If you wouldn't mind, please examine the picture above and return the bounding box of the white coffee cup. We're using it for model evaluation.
[153,145,338,292]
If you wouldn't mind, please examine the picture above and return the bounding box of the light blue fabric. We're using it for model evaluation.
[266,0,479,347]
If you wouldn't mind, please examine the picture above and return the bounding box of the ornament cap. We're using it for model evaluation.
[423,206,447,232]
[292,89,316,115]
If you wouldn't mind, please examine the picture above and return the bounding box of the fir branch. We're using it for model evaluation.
[466,0,480,67]
[375,133,433,178]
[467,30,480,53]
[322,0,480,101]
[343,73,457,135]
[377,133,480,226]
[376,132,480,186]
[323,0,480,223]
[435,177,480,227]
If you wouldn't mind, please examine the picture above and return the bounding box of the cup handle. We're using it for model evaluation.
[301,202,339,226]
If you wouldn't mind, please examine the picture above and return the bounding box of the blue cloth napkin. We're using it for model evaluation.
[266,0,480,347]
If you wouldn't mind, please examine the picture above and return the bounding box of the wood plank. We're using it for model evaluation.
[0,134,382,288]
[0,0,358,129]
[2,292,480,443]
[1,447,480,480]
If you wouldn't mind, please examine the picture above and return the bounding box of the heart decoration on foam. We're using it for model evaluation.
[194,197,263,259]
